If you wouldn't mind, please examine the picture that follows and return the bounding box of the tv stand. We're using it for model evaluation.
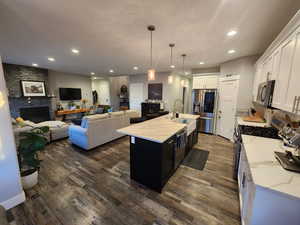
[56,108,90,121]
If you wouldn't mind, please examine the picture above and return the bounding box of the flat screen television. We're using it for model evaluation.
[59,88,82,100]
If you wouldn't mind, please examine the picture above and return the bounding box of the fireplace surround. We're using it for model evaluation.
[20,107,50,123]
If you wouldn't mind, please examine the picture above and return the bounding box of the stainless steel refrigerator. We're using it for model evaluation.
[192,89,217,134]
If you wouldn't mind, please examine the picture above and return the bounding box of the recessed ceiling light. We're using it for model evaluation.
[48,57,55,62]
[227,30,237,37]
[71,48,80,54]
[32,63,38,67]
[90,72,95,75]
[228,49,236,54]
[170,65,175,69]
[109,69,114,73]
[199,62,205,65]
[133,66,138,70]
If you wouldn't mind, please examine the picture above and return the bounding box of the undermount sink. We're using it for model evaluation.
[172,118,196,135]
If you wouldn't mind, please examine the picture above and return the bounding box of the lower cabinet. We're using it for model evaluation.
[238,146,255,225]
[238,144,300,225]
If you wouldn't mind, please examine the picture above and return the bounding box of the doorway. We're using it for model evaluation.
[216,75,240,140]
[129,83,144,113]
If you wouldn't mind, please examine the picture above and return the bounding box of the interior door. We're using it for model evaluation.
[129,83,144,113]
[217,77,239,140]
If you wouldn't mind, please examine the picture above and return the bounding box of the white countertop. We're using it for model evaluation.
[237,116,268,127]
[117,113,199,143]
[242,135,300,199]
[178,113,200,120]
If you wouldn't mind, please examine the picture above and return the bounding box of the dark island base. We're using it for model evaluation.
[130,129,198,193]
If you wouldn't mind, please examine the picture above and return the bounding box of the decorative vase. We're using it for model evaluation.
[21,169,38,189]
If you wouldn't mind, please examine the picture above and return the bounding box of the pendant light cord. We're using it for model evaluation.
[182,55,185,73]
[170,47,173,65]
[150,30,153,67]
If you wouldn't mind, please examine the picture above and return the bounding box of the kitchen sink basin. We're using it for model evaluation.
[173,118,196,135]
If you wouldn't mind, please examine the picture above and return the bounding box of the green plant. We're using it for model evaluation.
[18,126,49,176]
[103,105,111,113]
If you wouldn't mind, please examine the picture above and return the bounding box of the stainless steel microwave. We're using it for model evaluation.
[256,80,275,107]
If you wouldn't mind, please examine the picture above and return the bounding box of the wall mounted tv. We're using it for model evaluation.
[59,88,82,100]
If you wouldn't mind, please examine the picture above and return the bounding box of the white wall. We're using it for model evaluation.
[129,72,192,113]
[48,70,93,109]
[220,55,258,113]
[91,79,111,105]
[0,57,25,209]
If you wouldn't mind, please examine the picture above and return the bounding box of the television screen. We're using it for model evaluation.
[59,88,82,100]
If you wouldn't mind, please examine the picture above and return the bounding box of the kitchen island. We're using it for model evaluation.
[117,113,200,192]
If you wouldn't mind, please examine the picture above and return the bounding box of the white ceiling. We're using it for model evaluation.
[0,0,299,76]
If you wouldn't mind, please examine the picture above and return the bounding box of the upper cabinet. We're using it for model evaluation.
[254,11,300,114]
[286,32,300,114]
[272,36,296,110]
[192,75,218,89]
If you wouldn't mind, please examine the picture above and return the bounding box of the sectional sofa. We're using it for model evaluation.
[68,110,139,150]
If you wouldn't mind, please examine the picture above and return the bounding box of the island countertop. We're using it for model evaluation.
[117,113,199,143]
[242,134,300,199]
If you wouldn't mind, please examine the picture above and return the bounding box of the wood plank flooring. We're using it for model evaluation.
[10,133,240,225]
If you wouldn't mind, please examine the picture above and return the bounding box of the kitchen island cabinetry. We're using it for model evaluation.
[118,114,199,192]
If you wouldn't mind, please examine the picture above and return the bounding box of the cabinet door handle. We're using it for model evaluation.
[167,139,174,145]
[292,96,297,113]
[296,97,300,114]
[242,172,246,188]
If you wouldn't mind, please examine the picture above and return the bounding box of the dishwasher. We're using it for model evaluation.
[174,129,187,169]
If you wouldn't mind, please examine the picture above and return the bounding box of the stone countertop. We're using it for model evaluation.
[242,135,300,199]
[237,116,268,127]
[177,113,200,120]
[117,114,199,143]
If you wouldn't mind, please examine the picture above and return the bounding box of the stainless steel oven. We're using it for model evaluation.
[256,80,275,107]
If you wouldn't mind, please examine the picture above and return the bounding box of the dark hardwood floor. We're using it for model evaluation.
[11,133,241,225]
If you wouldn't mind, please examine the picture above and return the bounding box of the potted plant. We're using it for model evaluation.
[18,126,49,189]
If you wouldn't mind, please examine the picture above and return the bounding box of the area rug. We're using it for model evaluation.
[182,149,209,171]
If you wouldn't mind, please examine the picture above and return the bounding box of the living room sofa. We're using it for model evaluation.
[13,120,69,146]
[68,110,139,150]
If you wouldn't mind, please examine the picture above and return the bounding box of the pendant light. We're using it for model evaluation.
[147,25,156,81]
[169,43,175,68]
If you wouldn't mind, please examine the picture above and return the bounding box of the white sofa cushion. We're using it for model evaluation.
[69,111,130,150]
[81,113,109,128]
[37,120,66,128]
[110,111,124,117]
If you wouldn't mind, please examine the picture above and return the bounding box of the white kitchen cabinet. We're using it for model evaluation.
[272,35,297,110]
[238,146,255,225]
[271,49,281,82]
[252,66,262,101]
[192,75,218,89]
[238,137,300,225]
[285,31,300,114]
[253,12,300,113]
[261,56,273,82]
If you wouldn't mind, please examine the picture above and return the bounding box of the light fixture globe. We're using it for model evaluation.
[148,69,155,81]
[169,43,175,69]
[147,25,156,81]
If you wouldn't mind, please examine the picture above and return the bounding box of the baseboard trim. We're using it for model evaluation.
[0,191,26,210]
